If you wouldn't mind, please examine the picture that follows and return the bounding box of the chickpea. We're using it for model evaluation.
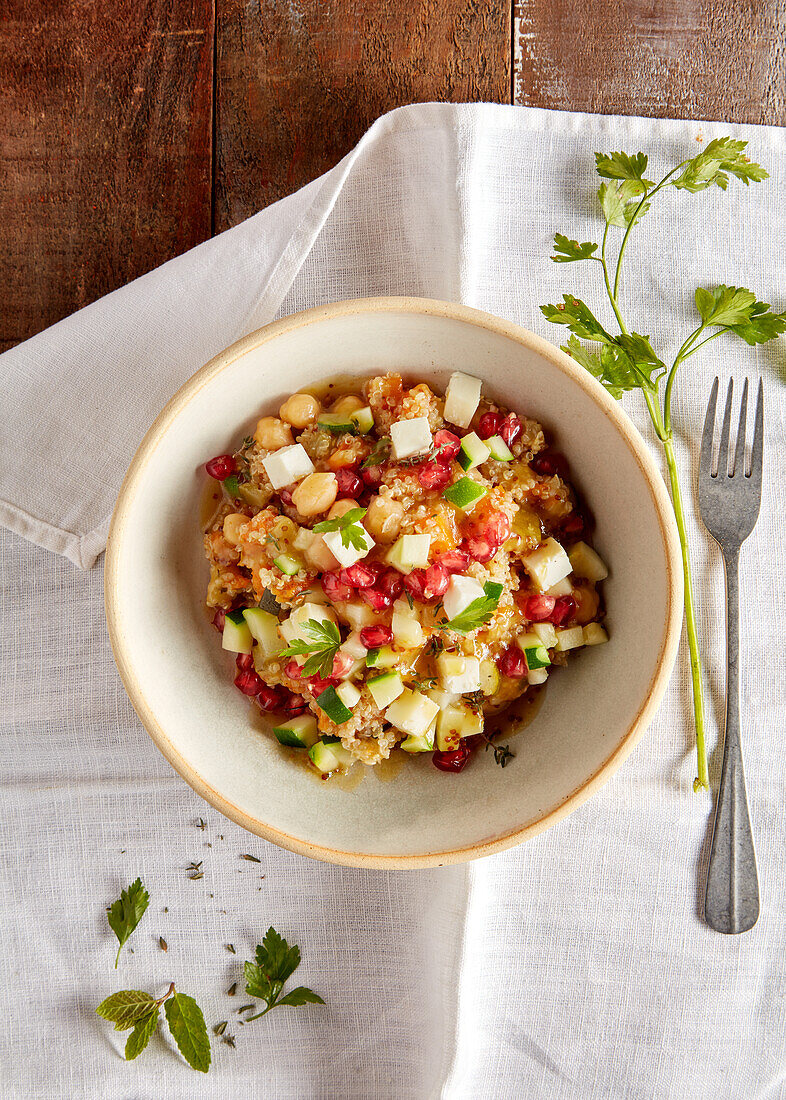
[364,493,404,543]
[222,512,248,546]
[573,584,600,625]
[279,392,321,429]
[292,472,338,517]
[254,416,293,450]
[331,394,364,416]
[327,498,358,521]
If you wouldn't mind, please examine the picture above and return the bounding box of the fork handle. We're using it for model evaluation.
[704,548,760,934]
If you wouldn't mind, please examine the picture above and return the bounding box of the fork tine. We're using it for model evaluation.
[699,377,719,479]
[748,378,764,483]
[732,378,748,476]
[717,379,734,477]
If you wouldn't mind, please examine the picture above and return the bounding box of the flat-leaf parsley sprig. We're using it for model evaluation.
[280,619,342,678]
[313,507,368,551]
[439,582,503,635]
[541,138,785,792]
[241,927,325,1021]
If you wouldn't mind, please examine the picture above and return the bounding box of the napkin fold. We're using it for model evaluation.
[2,103,786,1099]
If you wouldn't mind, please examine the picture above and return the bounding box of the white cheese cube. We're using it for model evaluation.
[523,538,572,592]
[279,602,337,643]
[437,654,481,694]
[568,541,609,582]
[545,577,573,597]
[399,534,431,568]
[444,371,482,429]
[583,623,609,646]
[385,689,440,738]
[555,625,585,652]
[442,575,485,621]
[342,602,383,631]
[262,444,314,490]
[390,417,432,460]
[527,668,549,685]
[321,524,374,568]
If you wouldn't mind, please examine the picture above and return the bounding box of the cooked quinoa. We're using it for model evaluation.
[202,372,609,777]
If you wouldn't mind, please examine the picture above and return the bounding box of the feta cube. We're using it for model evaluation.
[522,538,572,592]
[444,371,482,429]
[385,689,440,738]
[442,575,485,621]
[437,654,481,694]
[390,417,432,460]
[545,577,573,597]
[321,524,374,568]
[261,443,314,490]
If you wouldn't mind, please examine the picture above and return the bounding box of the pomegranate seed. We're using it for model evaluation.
[235,668,264,695]
[335,468,363,498]
[439,549,470,573]
[235,652,254,670]
[404,564,449,601]
[256,685,282,711]
[331,651,356,679]
[477,412,504,440]
[432,744,472,772]
[531,451,569,479]
[377,569,404,601]
[487,512,511,544]
[360,625,393,648]
[464,536,496,564]
[205,454,236,480]
[402,570,427,600]
[322,571,353,602]
[308,675,336,696]
[279,486,295,506]
[361,463,385,487]
[339,562,376,588]
[418,460,452,490]
[550,595,577,626]
[497,646,527,679]
[212,608,226,632]
[433,429,461,464]
[284,659,304,680]
[280,691,308,718]
[499,414,523,448]
[362,587,392,611]
[524,594,556,621]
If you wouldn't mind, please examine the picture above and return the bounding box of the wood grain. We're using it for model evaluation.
[514,0,786,126]
[214,0,510,232]
[0,0,214,351]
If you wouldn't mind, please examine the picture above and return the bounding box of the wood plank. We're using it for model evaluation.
[0,0,214,351]
[513,0,786,126]
[214,0,511,232]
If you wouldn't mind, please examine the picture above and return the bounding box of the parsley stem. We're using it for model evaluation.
[601,222,628,334]
[612,163,687,299]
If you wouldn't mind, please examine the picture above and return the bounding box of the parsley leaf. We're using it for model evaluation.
[280,619,342,678]
[313,507,368,549]
[361,437,390,468]
[107,878,149,968]
[243,927,325,1021]
[551,233,598,263]
[561,337,640,400]
[440,582,503,635]
[539,296,612,343]
[594,150,654,187]
[670,137,768,192]
[693,286,786,346]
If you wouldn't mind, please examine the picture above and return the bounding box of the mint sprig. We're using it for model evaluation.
[96,983,210,1071]
[107,878,149,968]
[242,927,325,1021]
[541,139,784,792]
[280,619,342,678]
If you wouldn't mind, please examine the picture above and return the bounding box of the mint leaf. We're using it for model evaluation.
[551,233,598,263]
[594,150,653,186]
[164,992,211,1074]
[96,989,158,1031]
[106,878,149,968]
[125,1010,158,1060]
[539,296,612,343]
[276,987,326,1008]
[440,582,502,635]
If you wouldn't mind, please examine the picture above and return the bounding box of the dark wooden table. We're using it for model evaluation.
[1,1,782,352]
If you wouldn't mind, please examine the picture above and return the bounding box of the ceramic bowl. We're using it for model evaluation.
[105,297,682,868]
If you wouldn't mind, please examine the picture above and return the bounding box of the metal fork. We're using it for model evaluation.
[698,377,764,934]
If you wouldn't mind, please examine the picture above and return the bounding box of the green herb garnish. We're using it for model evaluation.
[223,474,240,498]
[486,741,514,768]
[541,138,785,792]
[439,582,503,634]
[96,983,210,1071]
[280,619,342,678]
[107,878,149,968]
[313,507,367,550]
[361,437,390,468]
[242,927,325,1021]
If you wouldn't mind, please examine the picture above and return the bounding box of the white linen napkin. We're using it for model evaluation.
[1,103,785,1098]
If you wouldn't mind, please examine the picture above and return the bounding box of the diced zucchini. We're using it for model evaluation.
[223,474,240,498]
[315,686,353,724]
[272,715,319,749]
[243,608,284,658]
[568,542,609,582]
[309,737,353,774]
[385,533,431,574]
[527,668,549,686]
[367,671,404,709]
[531,622,558,648]
[274,553,302,576]
[365,645,399,668]
[391,607,424,648]
[385,689,440,738]
[479,659,500,696]
[400,719,436,753]
[437,653,481,693]
[457,432,490,472]
[262,444,314,490]
[390,417,432,460]
[486,435,514,461]
[444,372,482,429]
[522,538,572,592]
[435,703,482,749]
[442,477,487,511]
[583,623,609,646]
[237,482,270,509]
[443,575,485,620]
[555,626,584,652]
[336,680,361,709]
[523,644,550,671]
[317,411,356,433]
[321,524,374,568]
[350,406,374,434]
[222,609,252,654]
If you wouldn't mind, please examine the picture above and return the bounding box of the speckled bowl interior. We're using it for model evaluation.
[105,298,682,867]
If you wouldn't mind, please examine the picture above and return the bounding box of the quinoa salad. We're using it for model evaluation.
[202,371,609,777]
